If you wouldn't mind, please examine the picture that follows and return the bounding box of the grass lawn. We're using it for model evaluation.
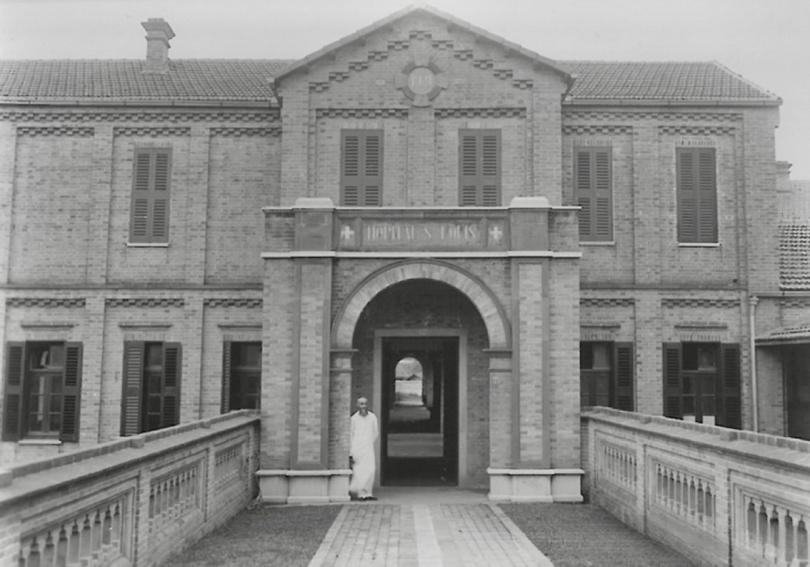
[500,503,695,567]
[163,504,342,567]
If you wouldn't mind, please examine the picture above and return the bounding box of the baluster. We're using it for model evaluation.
[28,538,41,567]
[42,532,55,566]
[79,516,92,562]
[758,503,769,556]
[747,501,757,548]
[55,527,67,567]
[66,522,79,565]
[696,481,705,525]
[111,504,121,548]
[798,519,808,567]
[784,513,795,565]
[767,506,780,561]
[91,510,102,561]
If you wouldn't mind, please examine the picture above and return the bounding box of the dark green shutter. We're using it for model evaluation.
[2,343,25,441]
[459,130,500,206]
[677,148,716,243]
[663,343,682,418]
[221,341,232,414]
[121,342,144,436]
[575,148,612,241]
[130,149,171,243]
[341,131,382,206]
[60,343,82,442]
[719,343,741,429]
[162,343,181,427]
[614,343,634,411]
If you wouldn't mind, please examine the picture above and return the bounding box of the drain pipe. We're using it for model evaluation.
[749,295,759,432]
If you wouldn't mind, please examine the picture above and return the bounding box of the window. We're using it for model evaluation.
[663,342,740,428]
[222,342,261,412]
[580,342,634,410]
[677,148,717,243]
[459,129,500,206]
[2,342,82,442]
[121,342,181,435]
[341,130,382,206]
[130,147,171,243]
[575,147,612,241]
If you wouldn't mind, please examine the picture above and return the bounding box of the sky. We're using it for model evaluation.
[1,0,808,178]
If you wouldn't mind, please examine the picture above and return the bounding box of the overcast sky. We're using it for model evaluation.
[1,0,808,178]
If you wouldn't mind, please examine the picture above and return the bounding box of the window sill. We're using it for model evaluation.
[580,241,615,246]
[126,242,169,248]
[18,438,62,446]
[678,242,720,248]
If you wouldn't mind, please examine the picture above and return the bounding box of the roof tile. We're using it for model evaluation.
[780,223,810,290]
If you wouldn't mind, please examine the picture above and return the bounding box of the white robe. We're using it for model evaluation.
[349,410,378,497]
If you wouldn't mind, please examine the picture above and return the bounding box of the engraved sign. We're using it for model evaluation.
[336,217,507,251]
[407,67,436,95]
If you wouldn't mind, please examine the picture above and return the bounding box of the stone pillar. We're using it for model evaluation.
[486,350,514,468]
[326,349,355,501]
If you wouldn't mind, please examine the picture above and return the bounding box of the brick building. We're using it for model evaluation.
[0,6,803,503]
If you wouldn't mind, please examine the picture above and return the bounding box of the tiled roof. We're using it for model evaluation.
[559,61,779,103]
[757,322,810,345]
[0,60,293,104]
[0,59,779,105]
[780,223,810,290]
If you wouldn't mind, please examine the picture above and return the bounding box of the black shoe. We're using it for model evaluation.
[365,496,377,501]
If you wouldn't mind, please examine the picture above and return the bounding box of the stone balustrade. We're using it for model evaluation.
[0,410,260,567]
[582,407,810,567]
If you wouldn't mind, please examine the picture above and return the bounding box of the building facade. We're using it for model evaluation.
[0,6,802,503]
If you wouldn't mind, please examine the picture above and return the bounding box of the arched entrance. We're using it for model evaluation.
[332,261,511,488]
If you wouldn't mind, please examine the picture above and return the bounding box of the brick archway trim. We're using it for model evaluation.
[332,259,510,349]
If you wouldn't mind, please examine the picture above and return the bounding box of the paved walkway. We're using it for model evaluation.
[307,488,552,567]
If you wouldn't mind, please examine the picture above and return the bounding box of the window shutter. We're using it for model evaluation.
[341,131,382,206]
[2,343,25,441]
[121,341,144,436]
[162,343,181,427]
[459,130,500,206]
[678,148,716,243]
[697,149,717,243]
[130,149,171,243]
[718,343,741,429]
[363,133,382,206]
[575,148,612,241]
[614,343,634,411]
[221,341,232,414]
[663,343,682,418]
[60,343,82,442]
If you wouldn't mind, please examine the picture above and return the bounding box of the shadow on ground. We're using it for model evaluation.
[500,503,696,567]
[163,504,341,567]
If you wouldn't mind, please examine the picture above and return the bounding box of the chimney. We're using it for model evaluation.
[141,18,175,73]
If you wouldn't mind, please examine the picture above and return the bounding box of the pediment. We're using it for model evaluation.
[274,5,572,92]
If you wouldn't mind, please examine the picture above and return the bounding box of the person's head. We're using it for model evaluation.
[356,397,369,416]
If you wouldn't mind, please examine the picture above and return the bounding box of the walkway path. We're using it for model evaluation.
[307,488,552,567]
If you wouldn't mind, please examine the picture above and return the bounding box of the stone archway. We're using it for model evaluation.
[331,259,511,350]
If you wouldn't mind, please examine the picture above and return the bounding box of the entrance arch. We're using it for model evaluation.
[331,260,511,350]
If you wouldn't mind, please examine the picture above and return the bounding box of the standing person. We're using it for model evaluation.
[349,396,379,501]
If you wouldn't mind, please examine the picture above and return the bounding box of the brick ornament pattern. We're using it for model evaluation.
[203,298,263,308]
[309,29,533,93]
[435,107,526,119]
[564,111,743,123]
[113,126,191,137]
[16,126,94,137]
[6,297,86,308]
[106,298,185,308]
[1,110,279,123]
[658,125,736,136]
[563,125,633,135]
[661,298,740,308]
[580,298,635,307]
[316,108,409,119]
[209,127,280,137]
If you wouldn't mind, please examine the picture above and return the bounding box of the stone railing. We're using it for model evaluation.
[582,408,810,567]
[0,410,260,567]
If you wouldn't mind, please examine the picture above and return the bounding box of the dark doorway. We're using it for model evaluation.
[381,337,458,486]
[785,344,810,440]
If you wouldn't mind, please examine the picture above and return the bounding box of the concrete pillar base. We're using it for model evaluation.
[487,468,584,503]
[256,469,352,504]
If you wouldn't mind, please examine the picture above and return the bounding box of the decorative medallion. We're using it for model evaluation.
[396,61,446,107]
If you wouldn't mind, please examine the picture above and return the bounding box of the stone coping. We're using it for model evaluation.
[487,468,584,475]
[257,469,352,477]
[581,407,810,471]
[0,411,260,509]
